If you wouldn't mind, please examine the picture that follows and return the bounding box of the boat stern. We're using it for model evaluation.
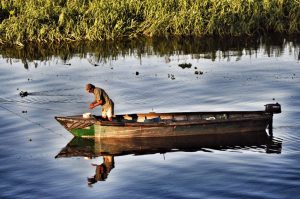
[264,103,282,136]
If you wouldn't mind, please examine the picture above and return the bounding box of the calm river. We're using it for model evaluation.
[0,36,299,199]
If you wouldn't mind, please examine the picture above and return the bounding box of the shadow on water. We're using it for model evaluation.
[1,34,300,69]
[55,132,282,185]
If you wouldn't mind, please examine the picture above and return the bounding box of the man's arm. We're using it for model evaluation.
[89,100,103,109]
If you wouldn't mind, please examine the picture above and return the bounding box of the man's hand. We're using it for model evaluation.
[89,103,95,109]
[89,100,103,109]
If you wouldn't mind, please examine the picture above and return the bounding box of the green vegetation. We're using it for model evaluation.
[0,0,300,45]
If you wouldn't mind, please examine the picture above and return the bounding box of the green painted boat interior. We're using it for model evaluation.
[70,125,95,137]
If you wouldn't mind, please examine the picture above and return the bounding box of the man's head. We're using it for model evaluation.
[86,83,95,93]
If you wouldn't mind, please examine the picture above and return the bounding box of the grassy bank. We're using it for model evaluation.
[0,0,300,45]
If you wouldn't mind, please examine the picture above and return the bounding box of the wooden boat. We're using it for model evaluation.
[55,103,281,138]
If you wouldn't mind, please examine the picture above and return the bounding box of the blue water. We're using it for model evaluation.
[0,37,300,199]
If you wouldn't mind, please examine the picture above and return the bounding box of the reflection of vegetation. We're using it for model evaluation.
[0,0,300,45]
[0,35,299,69]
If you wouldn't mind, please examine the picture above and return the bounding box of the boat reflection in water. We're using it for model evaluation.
[55,131,282,185]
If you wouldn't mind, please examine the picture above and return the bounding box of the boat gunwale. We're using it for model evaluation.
[56,110,268,120]
[55,110,271,128]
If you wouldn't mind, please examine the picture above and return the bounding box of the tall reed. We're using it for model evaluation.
[0,0,299,45]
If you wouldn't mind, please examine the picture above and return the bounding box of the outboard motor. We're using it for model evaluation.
[265,103,281,114]
[264,103,281,136]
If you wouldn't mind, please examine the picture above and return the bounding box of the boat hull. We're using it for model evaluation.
[92,119,267,138]
[55,110,273,138]
[66,117,270,138]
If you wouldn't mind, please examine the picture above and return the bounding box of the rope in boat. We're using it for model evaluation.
[0,104,69,140]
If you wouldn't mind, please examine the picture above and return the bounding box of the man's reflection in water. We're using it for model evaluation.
[87,156,115,186]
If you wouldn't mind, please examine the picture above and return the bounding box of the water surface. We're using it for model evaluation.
[0,36,300,199]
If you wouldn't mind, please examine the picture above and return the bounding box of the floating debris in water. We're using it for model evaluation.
[64,63,71,66]
[19,91,29,97]
[29,138,32,142]
[195,71,204,75]
[178,63,192,69]
[22,110,27,113]
[136,71,139,75]
[168,74,175,80]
